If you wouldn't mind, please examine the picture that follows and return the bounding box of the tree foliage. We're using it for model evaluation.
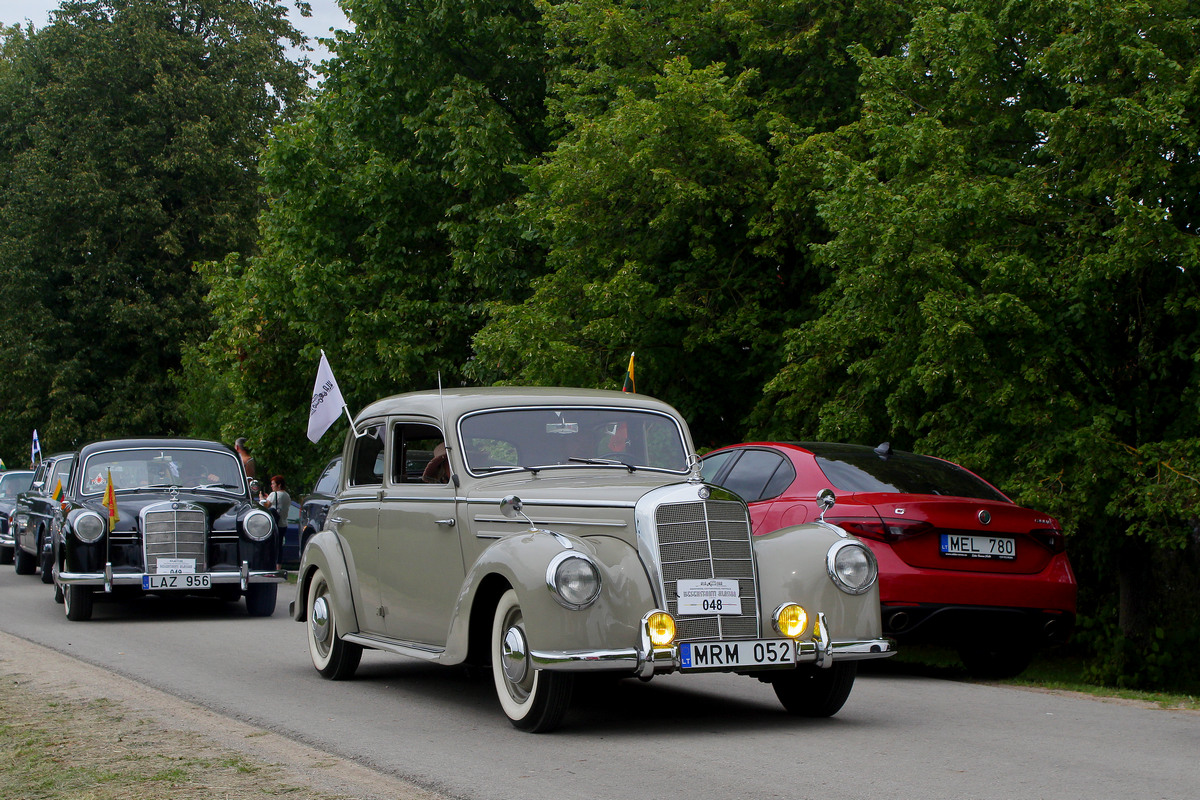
[182,0,552,483]
[0,0,308,462]
[469,0,913,445]
[763,0,1200,681]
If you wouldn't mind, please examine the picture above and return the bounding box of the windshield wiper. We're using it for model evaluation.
[568,457,636,473]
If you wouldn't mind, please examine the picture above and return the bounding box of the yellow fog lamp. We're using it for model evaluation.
[646,611,677,647]
[773,603,809,638]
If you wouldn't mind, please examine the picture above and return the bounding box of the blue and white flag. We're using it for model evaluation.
[31,429,41,464]
[307,351,347,443]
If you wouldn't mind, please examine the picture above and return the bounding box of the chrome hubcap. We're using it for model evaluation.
[311,594,330,648]
[501,624,528,684]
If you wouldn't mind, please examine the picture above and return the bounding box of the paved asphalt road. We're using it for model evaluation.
[1,566,1197,800]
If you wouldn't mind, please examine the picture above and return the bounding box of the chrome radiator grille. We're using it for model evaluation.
[143,506,208,573]
[655,499,759,641]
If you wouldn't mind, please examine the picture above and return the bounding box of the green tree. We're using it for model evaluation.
[765,0,1200,685]
[468,0,912,445]
[182,0,551,485]
[0,0,308,460]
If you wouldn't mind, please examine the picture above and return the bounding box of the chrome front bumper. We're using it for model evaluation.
[530,612,895,679]
[58,562,287,592]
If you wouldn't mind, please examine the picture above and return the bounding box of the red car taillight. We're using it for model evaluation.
[829,517,933,542]
[1029,528,1067,554]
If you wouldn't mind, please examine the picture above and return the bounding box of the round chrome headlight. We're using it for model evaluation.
[74,511,106,543]
[243,509,274,541]
[826,540,878,595]
[546,552,601,609]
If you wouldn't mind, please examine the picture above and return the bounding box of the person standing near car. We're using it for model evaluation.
[261,474,291,526]
[235,437,257,480]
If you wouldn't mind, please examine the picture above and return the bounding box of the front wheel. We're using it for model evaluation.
[63,584,94,621]
[771,662,857,717]
[244,583,277,617]
[39,538,53,584]
[14,543,36,575]
[491,589,573,732]
[306,566,362,680]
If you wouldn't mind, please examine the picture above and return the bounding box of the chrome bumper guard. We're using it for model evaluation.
[530,611,895,678]
[59,562,287,593]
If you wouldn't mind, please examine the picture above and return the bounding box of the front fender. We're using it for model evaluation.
[443,530,659,663]
[753,522,883,642]
[292,529,361,635]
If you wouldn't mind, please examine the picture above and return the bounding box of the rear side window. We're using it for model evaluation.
[809,445,1008,502]
[720,449,795,503]
[314,459,341,494]
[350,425,385,486]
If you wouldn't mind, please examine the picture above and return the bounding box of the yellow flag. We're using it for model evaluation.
[101,469,120,532]
[51,478,63,502]
[622,352,635,393]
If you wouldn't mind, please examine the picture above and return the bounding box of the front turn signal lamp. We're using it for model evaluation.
[646,612,676,647]
[773,603,809,638]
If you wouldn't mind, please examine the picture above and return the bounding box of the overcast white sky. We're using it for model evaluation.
[0,0,351,63]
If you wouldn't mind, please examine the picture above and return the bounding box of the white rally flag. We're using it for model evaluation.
[307,351,347,443]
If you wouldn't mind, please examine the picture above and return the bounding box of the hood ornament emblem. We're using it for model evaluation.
[686,453,703,484]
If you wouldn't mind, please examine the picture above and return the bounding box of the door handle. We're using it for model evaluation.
[435,518,456,527]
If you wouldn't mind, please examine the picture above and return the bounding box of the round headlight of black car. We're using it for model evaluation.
[74,511,106,544]
[826,539,878,595]
[243,509,274,541]
[546,552,601,609]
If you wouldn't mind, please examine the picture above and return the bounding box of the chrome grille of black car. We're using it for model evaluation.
[655,499,759,641]
[143,506,208,573]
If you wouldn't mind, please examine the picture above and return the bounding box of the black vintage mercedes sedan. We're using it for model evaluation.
[53,438,286,621]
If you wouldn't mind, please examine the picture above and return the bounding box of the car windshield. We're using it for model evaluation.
[804,444,1009,502]
[0,471,33,499]
[79,448,245,496]
[458,406,689,474]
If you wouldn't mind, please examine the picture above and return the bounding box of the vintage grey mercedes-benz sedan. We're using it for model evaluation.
[292,388,893,731]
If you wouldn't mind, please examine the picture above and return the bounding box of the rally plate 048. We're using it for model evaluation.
[679,639,795,671]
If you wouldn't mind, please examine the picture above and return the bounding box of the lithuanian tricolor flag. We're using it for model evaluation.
[101,469,120,532]
[622,352,635,393]
[51,478,63,502]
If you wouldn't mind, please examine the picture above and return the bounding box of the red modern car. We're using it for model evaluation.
[701,442,1077,678]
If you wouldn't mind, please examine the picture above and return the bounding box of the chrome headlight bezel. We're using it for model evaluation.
[546,551,602,610]
[243,509,274,541]
[826,539,878,595]
[73,511,106,544]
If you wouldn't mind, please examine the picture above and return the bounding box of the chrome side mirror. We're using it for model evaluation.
[500,495,537,530]
[817,488,836,522]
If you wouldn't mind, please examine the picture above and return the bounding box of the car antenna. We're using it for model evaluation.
[874,441,892,460]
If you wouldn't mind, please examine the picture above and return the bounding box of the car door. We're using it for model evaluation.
[16,460,52,553]
[376,419,465,646]
[332,421,387,635]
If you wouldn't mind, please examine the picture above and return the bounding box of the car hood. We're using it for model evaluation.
[465,469,698,507]
[75,490,253,530]
[0,499,17,515]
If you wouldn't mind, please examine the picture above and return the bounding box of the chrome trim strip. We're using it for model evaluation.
[471,514,628,528]
[465,498,638,510]
[341,633,446,661]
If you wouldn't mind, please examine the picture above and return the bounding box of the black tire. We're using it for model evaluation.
[244,583,278,617]
[306,566,362,680]
[957,643,1032,680]
[0,545,12,565]
[772,662,858,717]
[14,543,36,575]
[64,584,94,621]
[491,589,573,732]
[39,538,53,584]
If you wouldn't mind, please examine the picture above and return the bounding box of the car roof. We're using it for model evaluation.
[77,438,236,459]
[356,387,683,424]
